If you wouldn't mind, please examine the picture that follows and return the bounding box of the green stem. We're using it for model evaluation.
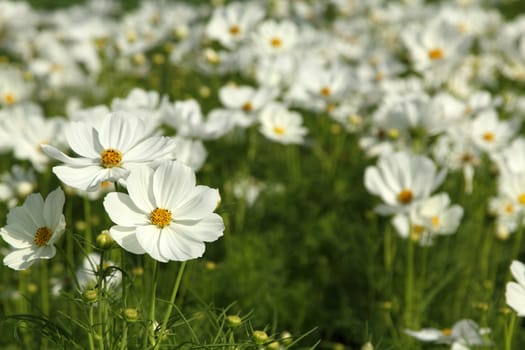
[41,261,50,349]
[404,236,415,328]
[120,252,128,350]
[384,224,393,274]
[88,304,96,350]
[286,145,301,185]
[154,261,187,350]
[145,259,159,349]
[97,252,106,350]
[41,260,49,316]
[511,220,524,263]
[84,197,93,253]
[505,312,517,350]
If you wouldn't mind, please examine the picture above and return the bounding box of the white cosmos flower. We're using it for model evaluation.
[103,161,224,262]
[0,187,66,270]
[77,252,122,292]
[41,111,177,192]
[258,103,307,145]
[506,260,525,316]
[405,319,490,350]
[364,151,447,215]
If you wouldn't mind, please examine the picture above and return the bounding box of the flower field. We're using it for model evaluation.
[2,0,525,349]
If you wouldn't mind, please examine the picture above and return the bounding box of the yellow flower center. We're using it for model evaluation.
[229,25,241,36]
[518,194,525,205]
[325,103,336,113]
[34,226,52,247]
[441,328,452,336]
[273,126,286,135]
[150,208,172,228]
[431,216,440,228]
[320,86,331,97]
[3,92,16,105]
[505,203,514,214]
[397,189,413,204]
[428,48,444,60]
[242,101,253,112]
[410,225,425,241]
[101,181,113,189]
[100,149,122,168]
[461,153,474,164]
[482,132,495,142]
[348,114,362,126]
[270,37,282,48]
[126,30,137,43]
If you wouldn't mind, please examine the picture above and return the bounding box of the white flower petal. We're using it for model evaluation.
[5,206,38,239]
[506,282,525,316]
[109,225,146,254]
[104,192,149,226]
[136,225,167,262]
[152,161,195,209]
[126,165,156,212]
[99,112,145,152]
[161,226,205,261]
[3,247,37,270]
[172,213,224,242]
[0,228,33,248]
[52,164,107,192]
[23,193,45,228]
[41,144,97,166]
[35,245,56,260]
[404,328,446,342]
[123,136,176,163]
[43,187,65,230]
[66,122,102,158]
[174,186,220,221]
[511,260,525,288]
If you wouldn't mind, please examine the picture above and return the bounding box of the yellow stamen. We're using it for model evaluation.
[441,328,452,337]
[270,37,282,48]
[101,181,112,189]
[410,225,425,241]
[126,30,137,43]
[100,149,122,168]
[348,114,362,126]
[397,189,413,204]
[150,208,172,228]
[273,126,286,135]
[34,227,52,247]
[325,103,336,113]
[431,216,440,228]
[3,92,16,105]
[482,132,495,142]
[387,128,400,139]
[229,25,241,35]
[242,102,253,112]
[518,194,525,205]
[505,203,514,214]
[320,86,331,97]
[428,48,444,60]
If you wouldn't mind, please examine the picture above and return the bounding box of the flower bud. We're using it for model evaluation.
[83,289,98,303]
[96,230,113,250]
[280,331,293,345]
[226,315,242,328]
[267,341,280,350]
[253,330,269,345]
[361,342,373,350]
[132,266,144,277]
[124,308,139,322]
[27,283,38,294]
